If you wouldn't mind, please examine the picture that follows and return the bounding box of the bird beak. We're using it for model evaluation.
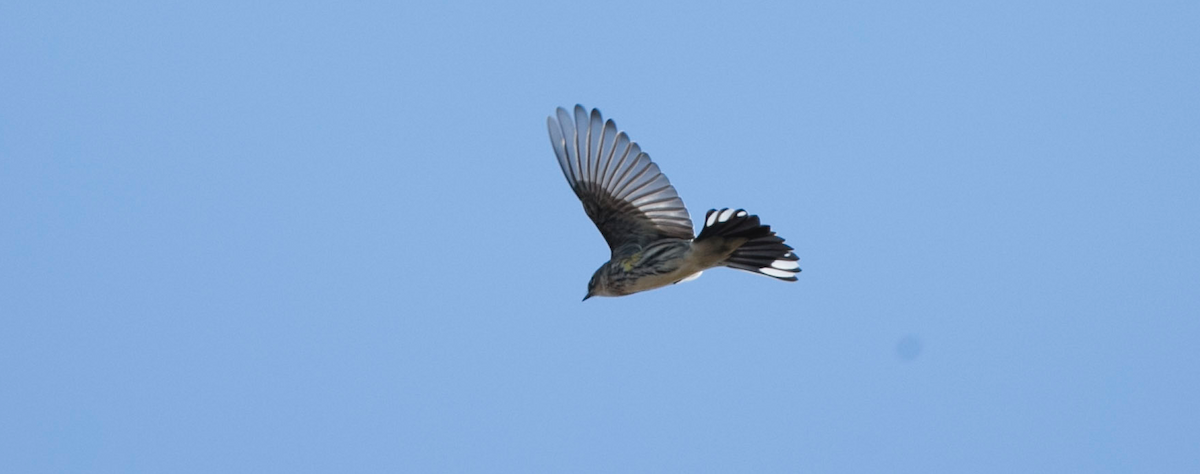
[582,293,592,302]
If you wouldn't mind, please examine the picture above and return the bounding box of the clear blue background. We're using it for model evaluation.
[3,1,1197,472]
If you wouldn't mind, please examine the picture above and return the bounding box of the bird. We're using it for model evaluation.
[547,105,801,300]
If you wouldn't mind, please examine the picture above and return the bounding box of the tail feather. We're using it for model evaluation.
[695,208,800,281]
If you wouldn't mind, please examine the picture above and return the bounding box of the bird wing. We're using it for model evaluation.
[547,105,694,255]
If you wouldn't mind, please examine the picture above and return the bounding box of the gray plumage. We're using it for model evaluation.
[547,106,693,252]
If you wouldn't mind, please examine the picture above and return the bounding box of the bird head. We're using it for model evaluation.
[583,266,610,301]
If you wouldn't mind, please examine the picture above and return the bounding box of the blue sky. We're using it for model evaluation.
[2,1,1197,472]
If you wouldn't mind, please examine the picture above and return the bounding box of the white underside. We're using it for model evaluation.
[675,271,704,284]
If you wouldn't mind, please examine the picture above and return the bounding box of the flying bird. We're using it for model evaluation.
[547,105,800,300]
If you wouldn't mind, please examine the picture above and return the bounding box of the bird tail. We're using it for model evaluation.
[694,208,800,281]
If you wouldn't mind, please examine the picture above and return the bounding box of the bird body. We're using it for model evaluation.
[590,238,698,297]
[547,105,800,300]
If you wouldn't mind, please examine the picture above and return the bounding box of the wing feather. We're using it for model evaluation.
[547,105,694,253]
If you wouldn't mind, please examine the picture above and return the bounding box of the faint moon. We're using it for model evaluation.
[896,335,922,361]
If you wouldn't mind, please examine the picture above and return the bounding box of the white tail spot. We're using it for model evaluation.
[771,260,800,270]
[736,210,747,217]
[760,267,795,278]
[705,212,718,227]
[718,209,735,222]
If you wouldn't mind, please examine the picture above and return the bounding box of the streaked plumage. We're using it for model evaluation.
[547,105,800,300]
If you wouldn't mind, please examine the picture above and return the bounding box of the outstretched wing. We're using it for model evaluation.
[547,105,694,254]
